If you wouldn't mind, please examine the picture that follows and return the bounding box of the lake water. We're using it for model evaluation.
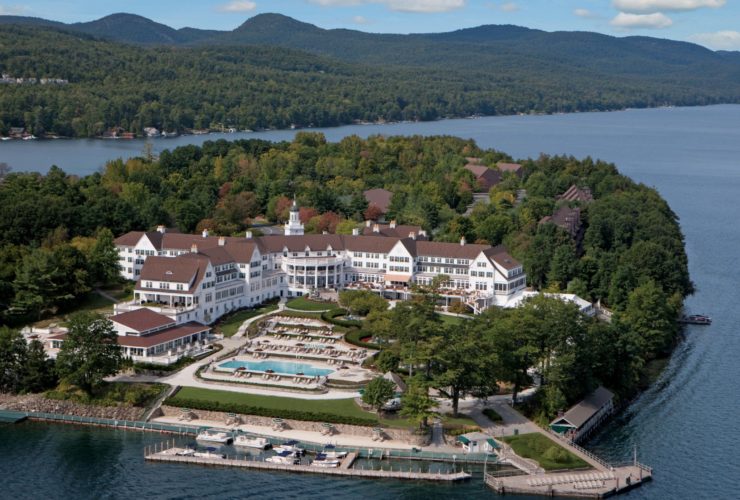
[2,104,740,498]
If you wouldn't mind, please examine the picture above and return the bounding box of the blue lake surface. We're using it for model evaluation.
[2,104,740,498]
[219,360,333,377]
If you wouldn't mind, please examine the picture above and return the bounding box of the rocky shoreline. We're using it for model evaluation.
[0,393,145,421]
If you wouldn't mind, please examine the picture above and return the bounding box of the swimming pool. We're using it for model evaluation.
[219,360,333,377]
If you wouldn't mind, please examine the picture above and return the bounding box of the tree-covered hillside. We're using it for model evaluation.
[1,16,740,137]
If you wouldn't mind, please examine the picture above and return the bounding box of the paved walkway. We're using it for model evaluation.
[233,300,286,338]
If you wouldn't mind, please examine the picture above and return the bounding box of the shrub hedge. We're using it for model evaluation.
[321,308,362,328]
[164,396,378,427]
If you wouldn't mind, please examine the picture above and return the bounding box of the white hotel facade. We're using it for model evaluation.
[114,202,528,325]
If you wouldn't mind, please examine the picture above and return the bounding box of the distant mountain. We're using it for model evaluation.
[0,12,219,45]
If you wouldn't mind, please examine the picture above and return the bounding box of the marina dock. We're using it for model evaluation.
[145,444,471,482]
[485,463,652,498]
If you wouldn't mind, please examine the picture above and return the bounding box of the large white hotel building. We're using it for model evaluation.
[113,201,528,325]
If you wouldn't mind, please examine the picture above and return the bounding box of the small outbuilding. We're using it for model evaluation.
[550,386,614,442]
[457,432,499,454]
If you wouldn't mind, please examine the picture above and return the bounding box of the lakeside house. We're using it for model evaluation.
[464,163,501,192]
[458,431,499,454]
[557,185,594,203]
[47,308,212,365]
[550,386,614,442]
[363,188,393,218]
[539,206,582,238]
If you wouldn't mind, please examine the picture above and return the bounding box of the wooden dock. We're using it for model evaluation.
[340,452,358,469]
[145,447,470,482]
[485,464,652,498]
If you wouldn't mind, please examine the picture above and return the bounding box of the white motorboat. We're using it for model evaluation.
[265,450,301,465]
[310,453,340,468]
[195,428,233,444]
[321,444,347,459]
[175,448,196,457]
[274,440,305,456]
[234,435,271,450]
[193,449,226,459]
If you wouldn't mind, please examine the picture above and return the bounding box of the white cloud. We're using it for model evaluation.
[612,0,724,13]
[690,30,740,50]
[574,8,598,18]
[610,11,673,28]
[352,15,370,24]
[309,0,465,13]
[218,1,257,12]
[0,4,28,15]
[500,2,519,12]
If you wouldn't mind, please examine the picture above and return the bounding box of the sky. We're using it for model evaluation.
[1,0,739,50]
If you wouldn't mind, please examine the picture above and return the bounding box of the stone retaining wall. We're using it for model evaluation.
[160,404,430,446]
[0,393,145,421]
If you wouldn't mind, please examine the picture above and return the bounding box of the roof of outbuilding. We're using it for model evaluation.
[110,308,175,333]
[363,188,393,213]
[551,386,614,430]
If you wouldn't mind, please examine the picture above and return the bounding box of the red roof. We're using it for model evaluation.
[363,188,393,214]
[110,309,175,333]
[118,323,210,348]
[47,323,210,349]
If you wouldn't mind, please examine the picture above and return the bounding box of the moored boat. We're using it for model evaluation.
[321,444,347,459]
[234,434,271,450]
[193,448,226,459]
[195,428,233,444]
[680,314,712,325]
[310,453,341,468]
[274,440,305,456]
[265,450,301,465]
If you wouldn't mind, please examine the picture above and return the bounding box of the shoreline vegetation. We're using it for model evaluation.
[0,133,691,439]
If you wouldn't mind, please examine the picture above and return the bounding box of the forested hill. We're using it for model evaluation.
[2,16,740,137]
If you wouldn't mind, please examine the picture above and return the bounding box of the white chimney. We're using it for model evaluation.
[191,244,198,254]
[419,230,428,238]
[246,231,253,239]
[409,232,416,240]
[390,220,397,229]
[201,228,209,238]
[156,225,166,234]
[322,231,329,235]
[373,224,380,233]
[352,228,360,236]
[218,236,226,246]
[365,220,372,228]
[460,236,466,246]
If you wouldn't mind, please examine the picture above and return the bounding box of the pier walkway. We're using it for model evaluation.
[145,445,471,482]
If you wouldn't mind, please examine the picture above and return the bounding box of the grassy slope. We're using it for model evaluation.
[171,386,415,428]
[285,297,335,311]
[215,303,279,337]
[502,433,589,471]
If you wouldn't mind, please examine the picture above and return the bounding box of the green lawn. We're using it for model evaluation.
[169,387,412,428]
[216,303,280,337]
[437,314,467,326]
[286,296,335,311]
[501,433,590,471]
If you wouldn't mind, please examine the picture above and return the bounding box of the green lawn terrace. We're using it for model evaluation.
[199,313,377,393]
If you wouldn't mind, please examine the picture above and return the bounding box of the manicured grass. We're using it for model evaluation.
[216,303,280,337]
[437,314,467,326]
[286,296,335,311]
[501,433,589,471]
[482,407,504,423]
[169,387,412,428]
